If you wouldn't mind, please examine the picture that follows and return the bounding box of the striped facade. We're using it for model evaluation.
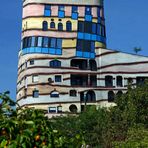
[17,0,148,115]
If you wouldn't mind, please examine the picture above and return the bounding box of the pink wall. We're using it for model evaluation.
[23,4,44,18]
[22,30,77,39]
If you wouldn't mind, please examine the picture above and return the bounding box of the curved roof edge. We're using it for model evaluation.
[23,0,104,6]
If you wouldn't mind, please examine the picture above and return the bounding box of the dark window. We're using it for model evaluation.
[108,91,115,102]
[97,7,100,17]
[58,23,63,31]
[85,6,91,15]
[77,40,94,52]
[55,75,62,82]
[105,76,113,87]
[42,21,48,31]
[70,90,77,97]
[89,60,97,71]
[27,37,32,47]
[117,76,123,87]
[72,6,78,12]
[45,5,51,10]
[30,60,34,65]
[97,24,101,35]
[23,37,28,48]
[101,26,106,37]
[50,91,59,98]
[50,22,55,28]
[92,23,97,34]
[56,39,62,48]
[69,104,77,113]
[59,5,64,11]
[66,21,72,31]
[84,21,92,33]
[86,90,96,102]
[71,59,87,70]
[50,60,61,67]
[33,90,39,98]
[90,75,97,87]
[136,77,147,85]
[42,37,49,48]
[78,21,84,32]
[50,38,56,48]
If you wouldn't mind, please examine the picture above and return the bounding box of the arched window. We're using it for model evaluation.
[50,91,59,98]
[116,76,123,87]
[108,91,115,102]
[49,60,61,67]
[58,22,63,31]
[50,22,55,28]
[105,76,113,87]
[66,21,72,31]
[70,90,77,97]
[42,21,48,31]
[69,104,77,113]
[89,60,97,71]
[86,90,96,102]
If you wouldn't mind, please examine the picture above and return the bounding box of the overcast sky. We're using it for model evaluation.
[0,0,148,100]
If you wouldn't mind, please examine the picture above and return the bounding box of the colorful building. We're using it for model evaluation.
[17,0,148,115]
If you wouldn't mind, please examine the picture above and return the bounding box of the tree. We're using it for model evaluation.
[133,47,142,54]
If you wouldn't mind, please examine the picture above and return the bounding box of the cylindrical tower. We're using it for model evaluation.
[17,0,106,114]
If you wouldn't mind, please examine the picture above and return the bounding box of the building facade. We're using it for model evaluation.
[17,0,148,114]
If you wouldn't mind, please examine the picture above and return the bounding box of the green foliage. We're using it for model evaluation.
[0,81,148,147]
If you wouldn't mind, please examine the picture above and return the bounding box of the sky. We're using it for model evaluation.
[0,0,148,100]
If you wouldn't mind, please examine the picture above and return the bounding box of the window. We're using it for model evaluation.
[50,22,55,28]
[59,6,64,11]
[85,6,91,15]
[58,6,65,18]
[33,90,39,98]
[89,60,97,71]
[58,23,63,31]
[105,76,113,87]
[72,6,78,20]
[42,21,48,31]
[30,60,34,65]
[97,7,100,17]
[32,75,39,83]
[37,37,43,47]
[50,60,61,67]
[66,21,72,31]
[77,40,95,52]
[55,75,62,82]
[86,90,96,102]
[69,104,77,113]
[31,37,36,47]
[49,107,56,113]
[50,91,59,98]
[42,37,49,48]
[44,5,51,16]
[56,39,62,48]
[108,91,115,102]
[70,90,77,97]
[116,76,123,87]
[72,6,77,13]
[57,106,62,113]
[50,38,56,48]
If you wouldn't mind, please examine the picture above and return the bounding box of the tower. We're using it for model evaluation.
[17,0,106,114]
